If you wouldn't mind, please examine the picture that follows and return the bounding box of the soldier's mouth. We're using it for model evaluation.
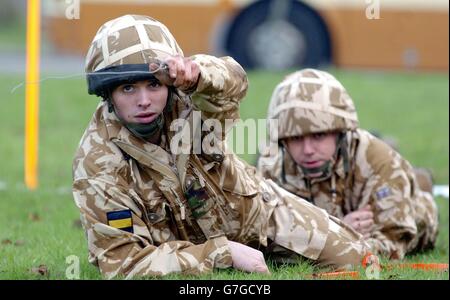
[302,161,322,168]
[135,112,157,123]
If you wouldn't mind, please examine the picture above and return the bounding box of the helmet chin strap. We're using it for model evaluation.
[300,160,332,178]
[124,115,164,140]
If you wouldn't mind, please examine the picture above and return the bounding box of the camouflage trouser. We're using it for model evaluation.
[264,180,370,269]
[317,215,370,269]
[410,168,439,253]
[408,190,439,253]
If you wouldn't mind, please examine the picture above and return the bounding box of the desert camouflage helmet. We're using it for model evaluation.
[267,69,358,142]
[85,14,184,97]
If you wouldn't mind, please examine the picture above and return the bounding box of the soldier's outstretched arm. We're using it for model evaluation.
[150,54,248,139]
[189,54,248,123]
[73,177,232,279]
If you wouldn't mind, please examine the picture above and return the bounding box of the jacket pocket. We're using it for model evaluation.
[128,190,175,243]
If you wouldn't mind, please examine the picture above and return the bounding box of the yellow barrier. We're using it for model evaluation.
[25,0,41,190]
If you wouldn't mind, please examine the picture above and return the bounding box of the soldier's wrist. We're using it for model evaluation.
[209,235,233,269]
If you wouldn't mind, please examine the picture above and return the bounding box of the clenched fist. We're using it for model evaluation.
[149,55,200,93]
[227,240,271,275]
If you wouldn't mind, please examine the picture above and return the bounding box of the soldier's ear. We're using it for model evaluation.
[279,139,288,149]
[164,86,181,113]
[107,101,114,113]
[100,90,114,113]
[100,88,112,101]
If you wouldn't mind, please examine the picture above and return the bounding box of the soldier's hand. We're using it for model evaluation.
[227,240,271,275]
[150,55,200,92]
[343,205,374,238]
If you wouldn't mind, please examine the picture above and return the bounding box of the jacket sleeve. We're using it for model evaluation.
[190,55,248,128]
[73,175,232,279]
[357,138,418,260]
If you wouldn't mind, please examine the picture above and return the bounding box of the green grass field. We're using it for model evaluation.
[0,69,448,279]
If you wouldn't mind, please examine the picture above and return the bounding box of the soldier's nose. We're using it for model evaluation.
[302,138,315,154]
[137,89,152,108]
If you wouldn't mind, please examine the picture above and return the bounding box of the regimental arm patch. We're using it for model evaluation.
[375,186,392,200]
[107,209,134,233]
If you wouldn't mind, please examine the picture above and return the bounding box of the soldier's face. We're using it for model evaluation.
[111,79,168,124]
[285,132,337,178]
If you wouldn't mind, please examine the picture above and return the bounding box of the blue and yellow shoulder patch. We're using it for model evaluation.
[107,209,133,233]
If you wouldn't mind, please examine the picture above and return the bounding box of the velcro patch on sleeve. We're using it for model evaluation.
[375,186,392,200]
[107,209,133,233]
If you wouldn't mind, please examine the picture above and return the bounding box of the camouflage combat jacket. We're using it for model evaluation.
[258,129,438,259]
[73,55,278,278]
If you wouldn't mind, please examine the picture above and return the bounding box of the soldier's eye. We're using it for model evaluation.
[148,80,161,88]
[290,136,303,142]
[312,132,327,140]
[122,85,134,93]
